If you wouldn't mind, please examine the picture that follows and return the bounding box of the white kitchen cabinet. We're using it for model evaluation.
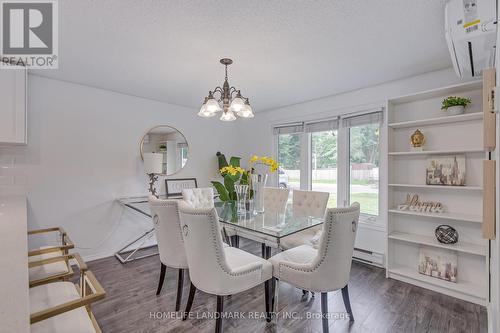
[0,66,27,145]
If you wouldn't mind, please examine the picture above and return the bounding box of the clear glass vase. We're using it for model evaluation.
[234,184,249,216]
[251,174,268,214]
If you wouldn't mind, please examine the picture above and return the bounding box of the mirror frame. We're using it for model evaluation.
[139,125,189,176]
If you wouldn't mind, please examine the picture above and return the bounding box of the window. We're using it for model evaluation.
[277,133,301,191]
[344,111,382,217]
[311,130,338,208]
[274,122,304,192]
[348,123,380,216]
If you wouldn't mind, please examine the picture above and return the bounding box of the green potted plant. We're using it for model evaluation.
[158,144,167,152]
[211,152,249,201]
[441,96,471,115]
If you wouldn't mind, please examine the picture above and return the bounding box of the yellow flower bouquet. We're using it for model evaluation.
[211,152,279,202]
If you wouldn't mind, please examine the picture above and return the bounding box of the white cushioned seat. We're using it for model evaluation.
[29,253,70,282]
[30,282,80,314]
[279,226,322,250]
[30,282,96,333]
[29,246,63,262]
[224,246,273,281]
[31,308,96,333]
[269,244,317,280]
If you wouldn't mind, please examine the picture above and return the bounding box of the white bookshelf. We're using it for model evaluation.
[388,209,482,224]
[388,148,484,156]
[388,184,483,191]
[385,80,488,306]
[388,112,483,129]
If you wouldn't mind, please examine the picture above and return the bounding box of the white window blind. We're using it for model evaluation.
[272,122,304,135]
[304,118,339,133]
[342,109,383,128]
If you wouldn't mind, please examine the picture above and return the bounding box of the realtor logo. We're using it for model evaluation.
[0,0,58,68]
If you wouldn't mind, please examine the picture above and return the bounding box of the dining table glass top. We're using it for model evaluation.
[117,196,324,239]
[215,201,324,239]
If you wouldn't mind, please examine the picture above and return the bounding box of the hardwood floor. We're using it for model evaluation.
[87,239,487,333]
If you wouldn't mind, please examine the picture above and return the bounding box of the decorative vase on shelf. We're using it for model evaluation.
[446,105,465,116]
[234,184,249,216]
[251,174,268,214]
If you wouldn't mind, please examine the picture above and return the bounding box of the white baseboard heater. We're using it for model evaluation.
[352,248,385,267]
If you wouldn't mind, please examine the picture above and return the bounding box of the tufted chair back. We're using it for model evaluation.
[292,189,329,218]
[178,202,265,295]
[182,187,214,209]
[312,203,359,291]
[263,187,290,214]
[149,196,188,269]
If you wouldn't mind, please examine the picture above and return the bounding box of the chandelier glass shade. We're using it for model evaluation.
[198,58,254,121]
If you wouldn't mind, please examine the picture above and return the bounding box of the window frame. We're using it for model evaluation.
[273,108,384,228]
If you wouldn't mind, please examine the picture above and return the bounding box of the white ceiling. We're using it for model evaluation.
[35,0,452,112]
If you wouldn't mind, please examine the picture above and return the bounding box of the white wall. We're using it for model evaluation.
[0,75,238,260]
[235,67,472,256]
[0,68,476,262]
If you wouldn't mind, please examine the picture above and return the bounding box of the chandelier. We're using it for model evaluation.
[198,58,254,121]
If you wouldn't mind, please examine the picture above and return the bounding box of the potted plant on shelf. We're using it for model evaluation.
[158,144,167,152]
[441,96,471,116]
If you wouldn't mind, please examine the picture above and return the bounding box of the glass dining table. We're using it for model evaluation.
[115,196,324,262]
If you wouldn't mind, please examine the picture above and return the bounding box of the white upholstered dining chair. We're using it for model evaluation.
[269,203,360,333]
[279,189,329,250]
[178,202,273,333]
[183,187,236,246]
[263,187,290,214]
[149,196,188,311]
[182,187,215,209]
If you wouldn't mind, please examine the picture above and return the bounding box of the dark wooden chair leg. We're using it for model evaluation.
[264,280,271,322]
[156,263,166,295]
[182,282,197,320]
[222,227,230,245]
[175,269,184,311]
[321,292,329,333]
[262,244,271,259]
[230,235,239,248]
[215,295,224,333]
[341,284,354,321]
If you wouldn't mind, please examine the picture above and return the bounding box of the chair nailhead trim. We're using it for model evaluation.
[182,210,262,277]
[278,207,359,278]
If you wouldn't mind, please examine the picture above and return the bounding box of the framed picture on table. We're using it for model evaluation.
[165,178,198,197]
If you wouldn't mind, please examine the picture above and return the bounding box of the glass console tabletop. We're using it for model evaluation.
[116,196,324,249]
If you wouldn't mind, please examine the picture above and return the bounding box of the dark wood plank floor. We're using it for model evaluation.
[87,239,487,333]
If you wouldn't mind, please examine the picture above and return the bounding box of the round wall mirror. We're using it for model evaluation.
[140,125,189,175]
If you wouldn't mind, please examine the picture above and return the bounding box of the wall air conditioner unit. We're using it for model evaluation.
[445,0,497,78]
